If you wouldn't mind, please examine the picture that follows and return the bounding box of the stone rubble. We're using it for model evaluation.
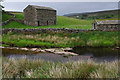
[0,46,78,56]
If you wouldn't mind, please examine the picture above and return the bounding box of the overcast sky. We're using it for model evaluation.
[2,0,120,2]
[1,2,118,15]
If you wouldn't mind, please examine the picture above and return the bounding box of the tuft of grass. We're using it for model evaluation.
[2,57,119,78]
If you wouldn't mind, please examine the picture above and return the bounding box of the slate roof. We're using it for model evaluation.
[95,20,120,24]
[29,5,56,11]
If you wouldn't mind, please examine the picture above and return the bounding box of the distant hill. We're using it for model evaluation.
[64,9,119,19]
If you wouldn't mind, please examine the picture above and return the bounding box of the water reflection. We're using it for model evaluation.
[2,48,119,63]
[73,47,118,57]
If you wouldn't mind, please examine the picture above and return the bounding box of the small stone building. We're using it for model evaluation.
[92,20,120,31]
[24,5,56,26]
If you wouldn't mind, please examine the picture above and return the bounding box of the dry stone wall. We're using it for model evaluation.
[1,28,94,34]
[1,28,119,34]
[2,12,24,26]
[96,24,120,31]
[2,18,24,26]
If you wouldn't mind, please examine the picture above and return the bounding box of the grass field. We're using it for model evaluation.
[2,31,119,48]
[2,12,93,29]
[2,11,119,79]
[2,12,120,48]
[2,57,119,78]
[11,12,24,19]
[2,12,13,22]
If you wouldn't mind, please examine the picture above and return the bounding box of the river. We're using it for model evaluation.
[2,47,119,63]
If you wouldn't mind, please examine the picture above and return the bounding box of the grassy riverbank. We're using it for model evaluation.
[2,31,119,48]
[2,57,119,78]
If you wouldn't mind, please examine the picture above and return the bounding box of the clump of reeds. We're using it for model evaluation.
[2,57,119,78]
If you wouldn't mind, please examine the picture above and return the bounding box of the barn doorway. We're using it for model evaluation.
[94,24,96,29]
[54,20,56,25]
[38,21,40,26]
[93,23,96,29]
[47,21,48,25]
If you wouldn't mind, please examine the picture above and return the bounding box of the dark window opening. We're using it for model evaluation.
[93,23,95,29]
[94,24,95,29]
[47,21,48,25]
[38,21,40,26]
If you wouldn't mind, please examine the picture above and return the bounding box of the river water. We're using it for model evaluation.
[2,47,119,63]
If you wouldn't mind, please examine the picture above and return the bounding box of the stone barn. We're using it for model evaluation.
[24,5,56,26]
[92,20,120,31]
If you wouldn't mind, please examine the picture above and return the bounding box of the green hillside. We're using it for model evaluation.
[11,12,24,19]
[2,12,93,29]
[64,9,119,20]
[2,11,13,22]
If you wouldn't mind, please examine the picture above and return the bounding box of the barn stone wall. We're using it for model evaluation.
[2,12,24,26]
[24,6,56,26]
[95,24,120,31]
[36,9,56,26]
[24,6,37,26]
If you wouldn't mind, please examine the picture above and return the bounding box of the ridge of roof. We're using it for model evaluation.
[29,5,56,11]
